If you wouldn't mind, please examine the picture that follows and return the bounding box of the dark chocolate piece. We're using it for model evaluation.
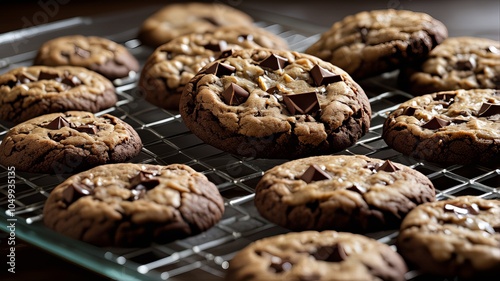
[222,83,249,106]
[456,57,476,71]
[434,93,456,102]
[259,54,288,71]
[17,73,37,83]
[421,117,450,129]
[266,86,280,95]
[205,62,235,77]
[300,164,332,183]
[478,102,500,117]
[403,107,417,116]
[61,75,82,87]
[376,160,400,173]
[45,116,71,130]
[38,71,60,81]
[62,182,93,204]
[204,40,227,52]
[269,256,292,273]
[283,92,320,115]
[75,124,97,134]
[129,171,160,191]
[74,46,90,58]
[310,65,342,86]
[347,184,367,194]
[217,49,234,59]
[312,244,348,262]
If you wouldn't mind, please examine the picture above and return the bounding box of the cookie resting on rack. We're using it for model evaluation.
[0,65,116,124]
[43,163,225,247]
[226,231,408,281]
[382,89,499,165]
[254,155,435,233]
[179,48,371,159]
[34,35,140,80]
[0,111,142,174]
[139,25,288,110]
[397,196,500,279]
[305,9,448,80]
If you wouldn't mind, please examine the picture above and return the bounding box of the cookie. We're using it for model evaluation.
[399,37,500,95]
[179,48,371,159]
[34,35,140,80]
[138,2,254,48]
[382,89,499,165]
[397,196,500,279]
[254,155,435,233]
[139,25,289,110]
[0,66,116,124]
[43,163,225,247]
[0,111,142,174]
[305,9,448,80]
[226,230,408,281]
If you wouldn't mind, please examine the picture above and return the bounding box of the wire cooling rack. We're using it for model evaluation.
[0,6,499,281]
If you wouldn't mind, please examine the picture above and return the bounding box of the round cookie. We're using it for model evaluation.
[397,196,500,279]
[305,9,448,80]
[138,2,254,48]
[43,163,225,247]
[382,89,499,165]
[0,111,142,174]
[179,48,371,159]
[0,66,116,124]
[226,231,408,281]
[399,37,500,95]
[254,155,435,233]
[34,35,140,80]
[139,25,289,110]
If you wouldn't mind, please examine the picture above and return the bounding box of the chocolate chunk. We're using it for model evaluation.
[283,92,320,115]
[456,57,476,71]
[478,102,500,117]
[451,118,468,124]
[217,49,234,59]
[38,71,60,81]
[45,116,71,130]
[129,171,160,191]
[347,184,367,194]
[237,34,253,42]
[62,182,93,204]
[259,54,288,71]
[434,93,456,102]
[364,163,378,173]
[487,45,499,54]
[310,65,342,86]
[61,75,81,87]
[312,244,347,262]
[222,83,249,106]
[75,124,97,134]
[376,160,400,173]
[421,117,450,129]
[403,107,417,116]
[266,86,281,95]
[203,40,227,52]
[74,46,90,58]
[17,73,37,83]
[269,256,292,273]
[300,164,331,183]
[204,62,235,77]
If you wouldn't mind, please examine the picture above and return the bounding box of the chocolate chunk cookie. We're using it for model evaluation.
[254,155,435,233]
[226,231,408,281]
[0,111,142,174]
[139,25,288,110]
[138,2,254,48]
[399,37,500,95]
[382,89,499,165]
[305,9,448,80]
[179,48,371,159]
[43,163,225,247]
[397,196,500,279]
[0,66,116,124]
[34,35,140,80]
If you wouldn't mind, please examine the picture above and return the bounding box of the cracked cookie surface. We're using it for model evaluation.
[254,155,435,233]
[382,89,499,164]
[399,37,500,95]
[34,35,140,80]
[0,111,142,174]
[397,196,500,279]
[138,2,254,48]
[43,163,225,247]
[179,48,371,159]
[0,65,116,124]
[226,230,407,281]
[139,25,288,110]
[305,9,447,80]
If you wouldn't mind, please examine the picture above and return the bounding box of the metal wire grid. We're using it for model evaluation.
[0,18,499,281]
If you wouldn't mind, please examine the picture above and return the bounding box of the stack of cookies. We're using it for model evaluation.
[1,2,498,280]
